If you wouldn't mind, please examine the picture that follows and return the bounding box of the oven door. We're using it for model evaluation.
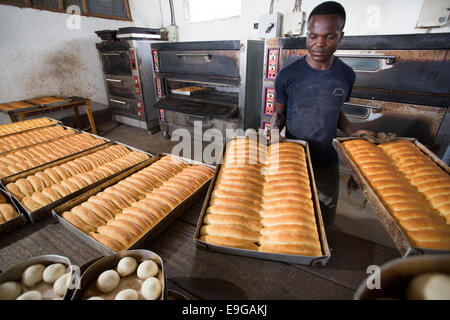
[104,75,136,99]
[108,95,140,119]
[100,51,132,76]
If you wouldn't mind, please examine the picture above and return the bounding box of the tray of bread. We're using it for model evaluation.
[71,250,167,300]
[25,96,71,108]
[52,153,214,254]
[333,137,450,256]
[0,101,39,114]
[2,142,152,223]
[0,117,60,138]
[0,254,75,300]
[194,137,330,266]
[0,124,77,154]
[171,86,212,96]
[0,188,27,234]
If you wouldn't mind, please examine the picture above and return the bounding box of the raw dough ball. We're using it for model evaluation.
[53,273,71,297]
[96,270,120,293]
[136,260,159,280]
[117,257,138,277]
[43,263,67,284]
[17,290,42,300]
[115,288,139,300]
[406,272,450,300]
[87,296,104,300]
[141,277,161,300]
[22,264,45,288]
[0,281,21,300]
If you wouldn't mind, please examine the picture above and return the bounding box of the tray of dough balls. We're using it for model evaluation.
[52,153,215,255]
[0,188,27,234]
[0,124,78,154]
[71,250,166,300]
[2,142,152,223]
[0,131,108,179]
[333,137,450,256]
[0,117,61,138]
[0,255,75,300]
[194,137,331,266]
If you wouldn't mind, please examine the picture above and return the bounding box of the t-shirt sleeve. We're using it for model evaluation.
[274,71,288,105]
[345,70,356,102]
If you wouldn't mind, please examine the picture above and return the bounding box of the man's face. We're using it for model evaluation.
[306,14,343,63]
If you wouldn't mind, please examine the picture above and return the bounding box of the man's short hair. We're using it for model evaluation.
[308,1,346,30]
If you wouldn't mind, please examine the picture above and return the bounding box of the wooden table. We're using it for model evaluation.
[0,189,400,300]
[0,96,97,135]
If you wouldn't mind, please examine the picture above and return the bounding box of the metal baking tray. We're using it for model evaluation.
[0,131,109,180]
[71,249,167,300]
[333,137,450,256]
[171,86,213,96]
[25,96,72,108]
[52,153,214,255]
[1,141,153,223]
[194,137,331,266]
[0,188,27,234]
[0,117,62,138]
[0,254,75,300]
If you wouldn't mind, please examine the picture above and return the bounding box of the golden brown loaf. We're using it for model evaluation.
[343,139,450,250]
[0,118,57,136]
[61,156,214,251]
[201,139,323,257]
[0,203,19,224]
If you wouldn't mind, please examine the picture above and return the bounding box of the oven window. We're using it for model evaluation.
[342,104,370,119]
[101,52,132,75]
[340,58,381,72]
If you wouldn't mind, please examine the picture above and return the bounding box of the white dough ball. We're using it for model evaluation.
[115,288,139,300]
[0,281,22,300]
[96,270,120,293]
[87,296,104,300]
[406,272,450,300]
[22,264,45,287]
[136,260,159,280]
[141,277,162,300]
[117,257,138,277]
[43,263,67,284]
[53,273,71,297]
[17,290,42,300]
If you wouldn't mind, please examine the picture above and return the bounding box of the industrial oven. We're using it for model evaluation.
[96,28,167,133]
[261,33,450,157]
[150,40,264,142]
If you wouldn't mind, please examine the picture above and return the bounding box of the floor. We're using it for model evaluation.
[95,121,397,249]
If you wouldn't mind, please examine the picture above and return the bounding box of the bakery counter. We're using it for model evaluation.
[0,190,400,299]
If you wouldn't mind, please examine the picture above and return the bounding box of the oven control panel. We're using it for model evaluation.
[129,49,137,70]
[134,76,141,95]
[264,87,275,115]
[152,50,160,73]
[155,78,163,98]
[262,121,271,131]
[158,109,166,122]
[137,99,144,118]
[266,48,279,80]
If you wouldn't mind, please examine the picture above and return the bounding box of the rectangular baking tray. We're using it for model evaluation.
[25,96,72,108]
[52,154,215,256]
[1,141,154,224]
[0,188,27,234]
[194,137,331,266]
[0,117,62,138]
[171,87,213,96]
[333,137,450,256]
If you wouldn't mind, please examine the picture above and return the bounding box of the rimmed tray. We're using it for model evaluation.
[0,117,62,138]
[0,254,75,300]
[71,249,167,300]
[1,141,153,223]
[194,137,331,266]
[333,137,450,257]
[0,188,27,234]
[52,153,215,255]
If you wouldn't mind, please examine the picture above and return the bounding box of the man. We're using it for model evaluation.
[270,1,370,226]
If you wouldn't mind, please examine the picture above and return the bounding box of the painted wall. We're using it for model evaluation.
[159,0,450,41]
[0,0,162,123]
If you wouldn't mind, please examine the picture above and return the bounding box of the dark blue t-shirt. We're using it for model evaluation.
[275,56,355,168]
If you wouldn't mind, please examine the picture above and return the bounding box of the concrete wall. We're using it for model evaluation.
[160,0,450,41]
[0,0,162,123]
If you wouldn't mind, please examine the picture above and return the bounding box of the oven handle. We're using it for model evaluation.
[176,53,212,62]
[101,53,122,56]
[106,78,122,83]
[344,102,382,113]
[335,54,396,64]
[110,99,127,105]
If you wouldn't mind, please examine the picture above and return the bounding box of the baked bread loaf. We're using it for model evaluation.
[61,155,214,251]
[0,118,57,136]
[0,203,19,224]
[201,139,323,257]
[343,139,450,250]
